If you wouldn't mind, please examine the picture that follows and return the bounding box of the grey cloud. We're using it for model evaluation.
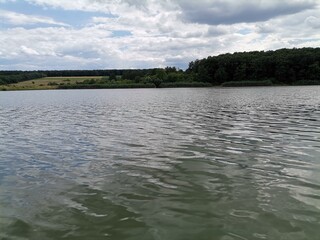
[256,23,275,34]
[2,0,320,70]
[165,56,191,69]
[206,26,228,36]
[177,0,317,25]
[288,38,320,45]
[305,16,320,29]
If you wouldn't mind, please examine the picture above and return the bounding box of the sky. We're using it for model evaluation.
[0,0,320,70]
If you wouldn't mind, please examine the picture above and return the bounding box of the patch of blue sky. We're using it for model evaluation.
[165,58,188,70]
[112,30,132,38]
[0,22,8,30]
[0,57,22,66]
[0,22,63,30]
[0,0,115,28]
[258,33,268,40]
[237,29,252,35]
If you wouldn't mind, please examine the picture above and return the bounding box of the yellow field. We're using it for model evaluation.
[0,76,104,90]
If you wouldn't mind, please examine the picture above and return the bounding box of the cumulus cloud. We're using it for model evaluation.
[0,0,320,70]
[0,9,69,26]
[20,45,40,55]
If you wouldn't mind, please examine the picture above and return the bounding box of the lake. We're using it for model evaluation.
[0,87,320,240]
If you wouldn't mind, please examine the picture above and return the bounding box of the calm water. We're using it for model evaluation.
[0,87,320,240]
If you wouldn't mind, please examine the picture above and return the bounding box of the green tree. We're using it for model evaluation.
[307,62,320,80]
[109,72,117,81]
[287,68,296,83]
[155,69,168,81]
[197,65,211,82]
[275,64,288,83]
[214,67,228,84]
[153,78,162,88]
[234,63,247,81]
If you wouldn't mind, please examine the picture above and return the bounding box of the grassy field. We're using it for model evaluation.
[1,76,213,90]
[0,76,104,90]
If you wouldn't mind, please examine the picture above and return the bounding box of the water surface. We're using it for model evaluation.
[1,87,320,239]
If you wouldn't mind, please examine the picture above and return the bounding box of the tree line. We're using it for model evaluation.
[0,72,46,85]
[1,47,320,87]
[187,47,320,85]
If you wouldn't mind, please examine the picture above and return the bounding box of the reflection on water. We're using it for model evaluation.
[0,86,320,239]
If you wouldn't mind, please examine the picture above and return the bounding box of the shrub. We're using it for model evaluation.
[47,82,58,86]
[221,80,273,87]
[293,79,320,85]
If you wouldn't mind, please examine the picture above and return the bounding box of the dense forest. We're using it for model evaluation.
[187,47,320,86]
[1,47,320,88]
[0,72,46,85]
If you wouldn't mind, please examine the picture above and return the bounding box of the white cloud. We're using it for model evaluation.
[0,10,69,26]
[0,0,320,70]
[20,45,40,55]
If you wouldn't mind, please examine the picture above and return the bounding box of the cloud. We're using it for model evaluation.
[21,0,320,27]
[206,26,229,37]
[305,16,320,29]
[0,10,69,26]
[25,0,119,13]
[20,45,40,55]
[177,0,317,25]
[0,0,320,70]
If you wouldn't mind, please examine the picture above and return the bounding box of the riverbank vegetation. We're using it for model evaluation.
[1,47,319,90]
[221,80,273,87]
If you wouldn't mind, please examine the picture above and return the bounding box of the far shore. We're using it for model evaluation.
[1,80,319,92]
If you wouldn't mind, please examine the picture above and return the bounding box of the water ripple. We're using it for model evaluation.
[1,87,320,239]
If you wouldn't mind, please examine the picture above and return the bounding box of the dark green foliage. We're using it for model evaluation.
[165,66,177,73]
[134,76,141,83]
[197,65,212,83]
[58,83,155,89]
[214,67,228,84]
[161,82,212,88]
[234,64,247,81]
[293,79,320,85]
[187,48,320,85]
[0,69,161,85]
[166,72,185,82]
[0,72,46,85]
[82,79,97,84]
[58,82,211,89]
[306,62,320,80]
[2,47,320,89]
[121,69,157,80]
[155,69,167,81]
[47,82,58,86]
[109,72,117,81]
[221,80,273,87]
[152,78,162,88]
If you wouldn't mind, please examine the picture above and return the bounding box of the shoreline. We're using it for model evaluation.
[1,83,319,91]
